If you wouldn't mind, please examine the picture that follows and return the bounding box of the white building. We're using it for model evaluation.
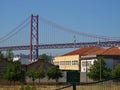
[80,46,120,82]
[13,56,21,62]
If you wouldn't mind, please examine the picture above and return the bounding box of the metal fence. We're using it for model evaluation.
[55,76,120,90]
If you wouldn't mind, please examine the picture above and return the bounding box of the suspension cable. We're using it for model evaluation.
[0,16,30,42]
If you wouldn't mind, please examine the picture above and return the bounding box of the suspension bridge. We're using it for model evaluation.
[0,14,120,61]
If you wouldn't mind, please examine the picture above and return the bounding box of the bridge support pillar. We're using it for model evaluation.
[30,14,39,62]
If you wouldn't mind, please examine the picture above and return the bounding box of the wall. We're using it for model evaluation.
[53,55,80,70]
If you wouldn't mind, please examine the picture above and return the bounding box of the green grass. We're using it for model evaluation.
[0,84,120,90]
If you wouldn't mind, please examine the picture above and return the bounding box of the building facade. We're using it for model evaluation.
[53,46,120,82]
[54,55,80,70]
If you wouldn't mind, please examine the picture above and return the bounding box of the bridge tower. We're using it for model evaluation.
[30,14,39,62]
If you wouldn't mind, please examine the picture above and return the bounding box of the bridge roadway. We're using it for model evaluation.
[0,40,120,51]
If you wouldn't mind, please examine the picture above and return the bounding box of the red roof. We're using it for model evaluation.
[89,48,106,55]
[63,46,120,56]
[63,46,104,56]
[101,46,120,55]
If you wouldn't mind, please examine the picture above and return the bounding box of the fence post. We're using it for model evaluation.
[72,83,76,90]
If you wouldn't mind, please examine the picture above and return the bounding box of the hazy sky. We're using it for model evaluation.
[0,0,120,55]
[0,0,120,38]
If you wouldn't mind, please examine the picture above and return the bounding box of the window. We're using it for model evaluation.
[82,61,86,67]
[54,61,59,65]
[72,60,78,65]
[82,61,92,67]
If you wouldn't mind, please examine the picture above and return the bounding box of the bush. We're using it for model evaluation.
[113,64,120,81]
[19,85,37,90]
[19,84,25,90]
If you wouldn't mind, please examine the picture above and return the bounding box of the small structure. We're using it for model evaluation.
[21,59,66,83]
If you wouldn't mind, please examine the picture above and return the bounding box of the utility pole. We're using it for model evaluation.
[100,58,102,80]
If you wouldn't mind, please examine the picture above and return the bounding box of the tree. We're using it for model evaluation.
[3,61,21,85]
[0,51,4,60]
[26,68,37,84]
[39,54,51,62]
[12,61,22,84]
[3,64,14,85]
[5,48,14,61]
[113,64,120,80]
[47,66,63,82]
[87,57,111,81]
[36,67,45,84]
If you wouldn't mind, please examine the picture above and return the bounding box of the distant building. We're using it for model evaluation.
[13,56,21,62]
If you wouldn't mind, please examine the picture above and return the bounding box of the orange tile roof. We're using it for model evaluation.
[62,46,104,56]
[89,48,106,55]
[101,46,120,55]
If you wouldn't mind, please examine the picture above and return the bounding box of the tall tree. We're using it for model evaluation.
[26,68,37,84]
[0,51,4,60]
[39,54,51,62]
[3,64,14,85]
[87,57,111,81]
[36,67,45,84]
[3,61,21,85]
[6,48,14,61]
[47,66,63,82]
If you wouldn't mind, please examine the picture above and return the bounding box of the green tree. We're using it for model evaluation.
[6,48,14,61]
[87,57,111,81]
[26,68,37,84]
[13,61,22,84]
[3,61,21,85]
[3,64,14,85]
[0,51,4,60]
[113,64,120,80]
[47,66,63,82]
[36,67,45,84]
[39,54,51,62]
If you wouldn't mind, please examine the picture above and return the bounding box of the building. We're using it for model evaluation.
[53,46,104,82]
[21,59,67,83]
[53,46,120,82]
[81,46,120,73]
[53,46,103,71]
[54,55,80,70]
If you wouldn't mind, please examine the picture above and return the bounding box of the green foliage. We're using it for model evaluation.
[3,61,22,84]
[26,68,37,84]
[0,51,4,60]
[19,85,37,90]
[113,64,120,79]
[31,85,37,90]
[39,53,51,62]
[25,85,31,90]
[20,84,25,90]
[36,67,45,84]
[3,64,14,82]
[47,66,63,82]
[87,57,111,81]
[6,48,14,61]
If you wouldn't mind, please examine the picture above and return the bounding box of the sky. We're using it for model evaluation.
[0,0,120,38]
[0,0,120,55]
